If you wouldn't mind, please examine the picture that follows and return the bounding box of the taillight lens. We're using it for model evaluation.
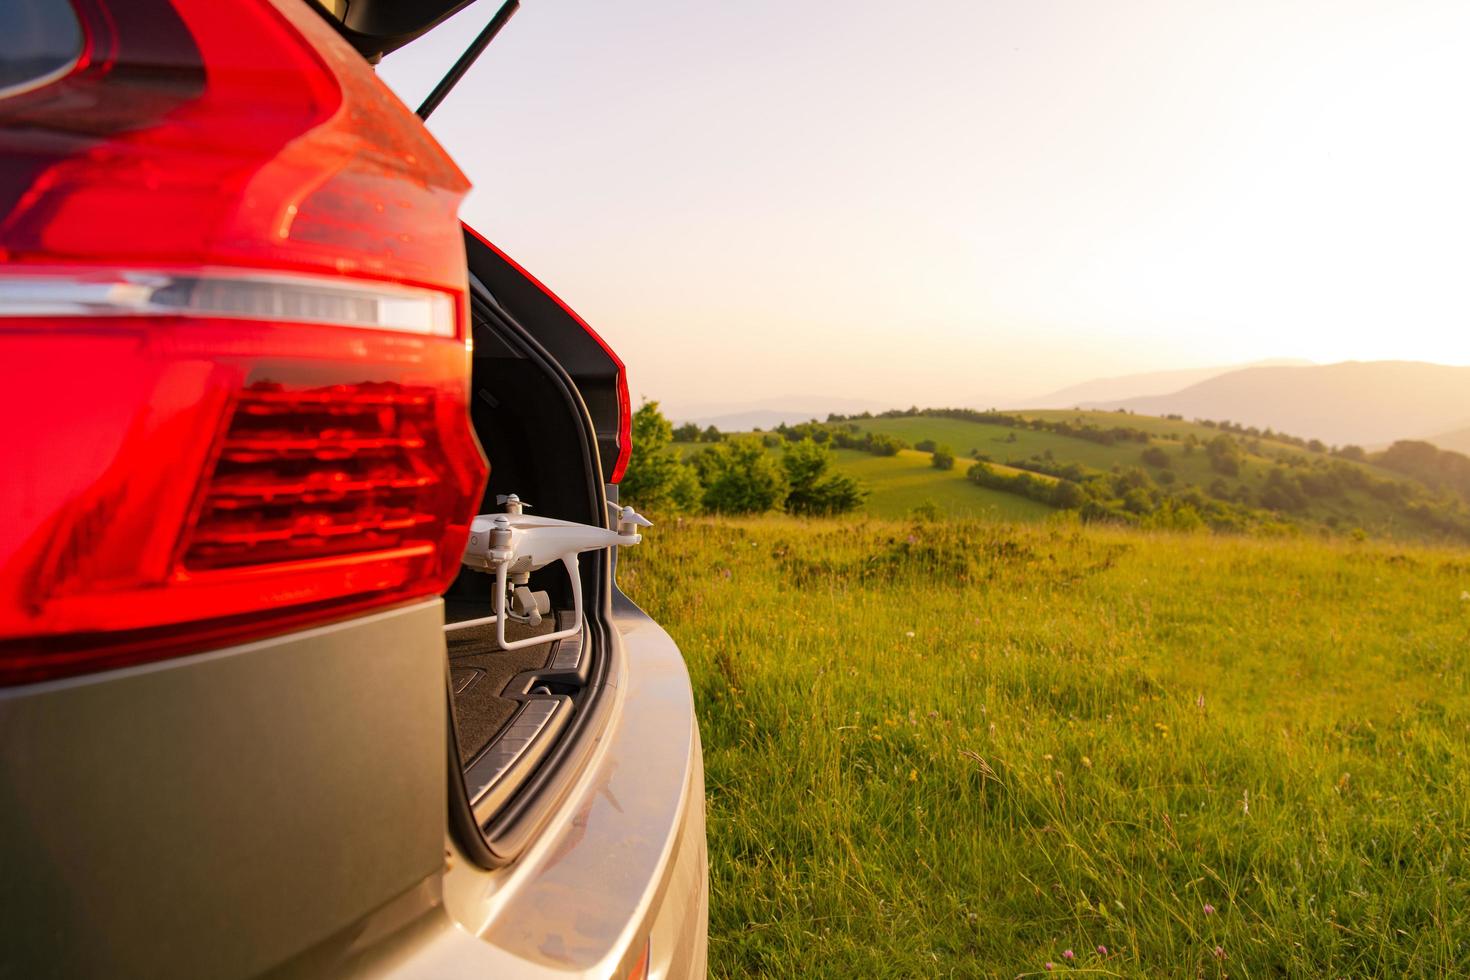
[609,363,633,485]
[624,939,651,980]
[0,0,487,685]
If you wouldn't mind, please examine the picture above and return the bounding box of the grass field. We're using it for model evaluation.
[675,443,1057,522]
[830,449,1053,521]
[619,515,1470,977]
[827,414,1458,540]
[678,408,1465,541]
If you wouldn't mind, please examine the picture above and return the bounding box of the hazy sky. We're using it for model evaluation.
[379,0,1470,416]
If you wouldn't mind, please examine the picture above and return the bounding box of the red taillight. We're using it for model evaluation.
[610,363,633,485]
[623,939,651,980]
[0,0,487,685]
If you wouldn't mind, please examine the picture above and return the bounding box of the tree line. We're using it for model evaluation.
[827,406,1153,447]
[621,403,867,516]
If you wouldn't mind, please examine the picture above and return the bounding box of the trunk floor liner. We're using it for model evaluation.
[447,619,559,767]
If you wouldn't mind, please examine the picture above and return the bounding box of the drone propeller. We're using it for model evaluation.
[495,493,531,513]
[619,506,653,528]
[606,500,653,531]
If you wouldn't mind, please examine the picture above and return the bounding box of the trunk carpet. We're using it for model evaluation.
[447,619,558,767]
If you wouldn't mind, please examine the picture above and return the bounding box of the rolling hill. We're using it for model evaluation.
[681,407,1470,542]
[1078,360,1470,447]
[822,449,1053,520]
[1426,424,1470,456]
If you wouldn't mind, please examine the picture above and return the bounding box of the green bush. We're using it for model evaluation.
[696,436,788,514]
[1140,445,1170,468]
[1206,434,1242,476]
[620,401,702,513]
[781,438,867,516]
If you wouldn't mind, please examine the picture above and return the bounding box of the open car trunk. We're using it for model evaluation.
[441,227,627,867]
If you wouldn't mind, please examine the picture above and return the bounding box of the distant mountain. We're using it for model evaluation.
[1014,359,1313,409]
[670,396,889,432]
[1426,424,1470,456]
[1081,360,1470,447]
[677,409,832,431]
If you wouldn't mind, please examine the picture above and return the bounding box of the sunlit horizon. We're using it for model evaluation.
[380,0,1470,416]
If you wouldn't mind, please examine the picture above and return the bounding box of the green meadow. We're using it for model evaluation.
[676,409,1470,542]
[827,449,1053,521]
[620,514,1470,977]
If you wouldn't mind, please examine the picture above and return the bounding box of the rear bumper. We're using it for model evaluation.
[378,593,708,979]
[0,594,707,978]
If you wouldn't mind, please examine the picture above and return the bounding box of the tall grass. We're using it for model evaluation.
[620,515,1470,977]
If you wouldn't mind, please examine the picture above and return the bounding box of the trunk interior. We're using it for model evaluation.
[439,258,610,852]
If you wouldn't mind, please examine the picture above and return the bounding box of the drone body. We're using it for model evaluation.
[461,513,643,574]
[451,494,651,650]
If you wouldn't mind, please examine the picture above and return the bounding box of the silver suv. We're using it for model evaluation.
[0,1,707,976]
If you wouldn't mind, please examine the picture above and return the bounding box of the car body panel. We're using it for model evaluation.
[0,600,447,980]
[302,595,707,980]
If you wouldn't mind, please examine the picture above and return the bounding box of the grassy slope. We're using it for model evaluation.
[621,516,1470,978]
[831,449,1052,521]
[849,414,1446,538]
[674,442,1055,521]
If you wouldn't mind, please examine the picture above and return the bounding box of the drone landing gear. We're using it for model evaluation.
[444,554,587,651]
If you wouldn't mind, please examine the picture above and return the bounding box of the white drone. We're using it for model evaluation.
[452,493,651,650]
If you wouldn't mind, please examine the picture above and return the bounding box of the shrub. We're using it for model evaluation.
[696,437,788,514]
[1122,487,1154,514]
[621,401,703,513]
[1050,479,1087,509]
[931,445,955,470]
[782,439,867,516]
[866,433,906,456]
[1259,468,1308,513]
[1140,446,1170,468]
[1206,435,1242,476]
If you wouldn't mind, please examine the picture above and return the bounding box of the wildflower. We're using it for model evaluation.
[1044,963,1054,972]
[1043,753,1054,761]
[1461,591,1470,601]
[905,630,915,638]
[1081,756,1092,769]
[1203,903,1216,915]
[1096,945,1108,955]
[1213,945,1226,959]
[1242,789,1250,815]
[1196,693,1206,709]
[1063,949,1075,960]
[908,768,917,782]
